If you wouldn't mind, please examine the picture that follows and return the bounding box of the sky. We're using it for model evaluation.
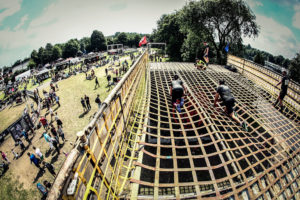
[0,0,299,67]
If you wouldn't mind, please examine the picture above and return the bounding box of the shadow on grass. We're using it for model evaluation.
[50,153,59,164]
[33,167,45,183]
[78,110,89,118]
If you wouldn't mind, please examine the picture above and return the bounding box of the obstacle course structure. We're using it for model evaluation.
[48,52,300,200]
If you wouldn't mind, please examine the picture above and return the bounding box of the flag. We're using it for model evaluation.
[225,43,230,53]
[139,36,147,47]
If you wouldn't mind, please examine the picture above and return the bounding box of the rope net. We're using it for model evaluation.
[56,55,299,200]
[131,62,300,199]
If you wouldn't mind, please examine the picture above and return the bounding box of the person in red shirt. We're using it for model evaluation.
[39,116,48,130]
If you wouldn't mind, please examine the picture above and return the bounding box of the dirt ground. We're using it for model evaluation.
[0,56,133,199]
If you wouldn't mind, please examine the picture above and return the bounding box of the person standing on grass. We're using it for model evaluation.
[57,126,65,142]
[95,76,100,89]
[17,138,26,151]
[27,152,41,168]
[55,112,63,128]
[49,107,54,121]
[85,95,91,110]
[105,68,108,76]
[43,132,53,150]
[42,161,56,176]
[81,97,87,112]
[40,116,48,130]
[50,125,59,143]
[22,129,30,143]
[1,151,10,163]
[11,148,19,159]
[33,146,44,161]
[51,137,60,153]
[95,94,102,109]
[55,95,60,107]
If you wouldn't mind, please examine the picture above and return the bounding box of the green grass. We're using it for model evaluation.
[0,172,39,200]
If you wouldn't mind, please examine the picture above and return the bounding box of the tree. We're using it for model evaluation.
[180,0,259,64]
[44,43,53,63]
[52,45,62,61]
[116,32,128,45]
[275,55,284,66]
[106,37,114,45]
[289,53,300,83]
[63,39,80,58]
[153,13,186,61]
[254,52,265,65]
[27,59,36,69]
[91,30,106,52]
[37,47,45,65]
[79,37,91,53]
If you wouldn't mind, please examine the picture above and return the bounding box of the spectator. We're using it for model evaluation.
[22,129,30,143]
[43,180,51,190]
[11,148,19,159]
[57,126,65,142]
[33,146,44,161]
[55,112,63,128]
[85,95,91,110]
[43,132,53,150]
[0,150,10,163]
[40,116,48,130]
[95,94,102,109]
[27,152,41,168]
[50,125,59,143]
[95,76,100,89]
[55,95,60,107]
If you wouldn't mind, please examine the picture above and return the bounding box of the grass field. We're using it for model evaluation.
[0,55,133,199]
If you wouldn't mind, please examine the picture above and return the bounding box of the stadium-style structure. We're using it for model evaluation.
[48,51,300,200]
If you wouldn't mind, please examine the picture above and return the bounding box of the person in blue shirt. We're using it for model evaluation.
[22,129,30,143]
[27,152,41,168]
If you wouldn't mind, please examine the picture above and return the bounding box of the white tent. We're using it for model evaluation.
[15,70,31,81]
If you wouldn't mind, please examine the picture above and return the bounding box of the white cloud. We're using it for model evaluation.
[292,4,300,29]
[246,0,263,9]
[0,0,186,66]
[14,14,28,30]
[0,0,22,24]
[243,14,300,59]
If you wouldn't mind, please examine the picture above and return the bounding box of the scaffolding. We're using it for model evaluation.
[47,53,300,200]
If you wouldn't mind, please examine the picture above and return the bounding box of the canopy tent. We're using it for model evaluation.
[35,68,50,81]
[15,70,31,81]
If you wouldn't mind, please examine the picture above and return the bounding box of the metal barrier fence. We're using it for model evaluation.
[227,54,300,121]
[47,51,148,200]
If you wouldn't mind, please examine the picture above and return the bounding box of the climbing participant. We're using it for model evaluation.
[203,42,210,65]
[195,58,207,70]
[274,71,289,111]
[213,79,247,131]
[170,74,186,113]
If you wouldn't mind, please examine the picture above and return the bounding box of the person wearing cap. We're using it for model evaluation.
[170,75,186,113]
[274,71,289,110]
[214,79,247,131]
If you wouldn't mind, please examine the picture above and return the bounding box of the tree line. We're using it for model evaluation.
[27,31,148,69]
